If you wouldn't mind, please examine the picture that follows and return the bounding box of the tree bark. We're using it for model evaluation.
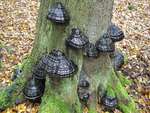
[0,0,137,113]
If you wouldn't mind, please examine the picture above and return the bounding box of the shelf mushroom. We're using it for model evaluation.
[44,49,77,78]
[95,33,115,52]
[78,79,90,88]
[66,28,89,49]
[101,91,118,111]
[84,42,98,58]
[108,24,124,42]
[33,61,47,80]
[78,80,90,105]
[78,70,90,106]
[47,2,70,24]
[79,92,90,104]
[112,51,124,71]
[23,78,45,102]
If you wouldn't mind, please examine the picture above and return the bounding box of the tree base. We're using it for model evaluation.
[0,78,25,110]
[0,54,138,113]
[0,57,33,110]
[0,56,138,113]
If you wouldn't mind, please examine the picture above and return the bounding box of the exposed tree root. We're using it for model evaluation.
[109,71,137,113]
[82,54,138,113]
[39,79,82,113]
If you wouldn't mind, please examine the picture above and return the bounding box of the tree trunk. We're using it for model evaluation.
[0,0,137,113]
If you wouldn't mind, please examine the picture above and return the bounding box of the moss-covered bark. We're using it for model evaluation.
[0,57,32,110]
[0,0,138,113]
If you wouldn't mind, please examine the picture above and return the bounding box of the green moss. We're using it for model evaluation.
[117,71,132,87]
[0,65,28,110]
[21,57,33,74]
[39,94,71,113]
[119,99,138,113]
[113,84,137,113]
[88,109,98,113]
[39,88,81,113]
[0,89,11,110]
[108,70,138,113]
[39,77,82,113]
[106,85,116,97]
[128,3,135,10]
[0,60,3,69]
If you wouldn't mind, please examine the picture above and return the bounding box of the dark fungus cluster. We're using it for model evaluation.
[78,71,90,106]
[23,2,125,111]
[23,49,77,102]
[101,91,118,112]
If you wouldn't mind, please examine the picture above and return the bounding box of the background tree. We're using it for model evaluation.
[0,0,137,113]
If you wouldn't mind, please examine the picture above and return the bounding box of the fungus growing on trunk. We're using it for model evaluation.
[101,94,118,111]
[79,92,90,104]
[83,42,98,58]
[78,79,90,88]
[78,70,90,106]
[44,49,77,78]
[47,2,70,24]
[23,78,45,102]
[95,33,115,52]
[100,89,118,112]
[66,28,89,49]
[108,24,124,42]
[33,62,46,80]
[112,51,124,71]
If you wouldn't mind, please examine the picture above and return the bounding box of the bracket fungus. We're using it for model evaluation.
[108,24,124,42]
[84,42,98,58]
[33,62,46,80]
[66,28,89,49]
[95,33,115,52]
[112,51,124,71]
[47,2,70,24]
[44,49,77,78]
[78,79,90,88]
[101,92,118,111]
[78,71,90,106]
[23,78,45,102]
[78,91,90,106]
[79,92,90,103]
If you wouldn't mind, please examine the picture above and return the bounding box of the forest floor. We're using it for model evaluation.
[0,0,150,113]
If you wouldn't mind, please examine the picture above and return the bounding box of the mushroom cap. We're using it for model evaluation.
[108,24,124,42]
[81,93,90,103]
[44,49,77,78]
[32,60,47,80]
[23,78,45,101]
[33,67,46,80]
[79,92,90,103]
[66,28,89,49]
[84,43,98,57]
[112,51,124,71]
[47,2,70,24]
[102,95,118,110]
[79,79,90,88]
[95,33,115,52]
